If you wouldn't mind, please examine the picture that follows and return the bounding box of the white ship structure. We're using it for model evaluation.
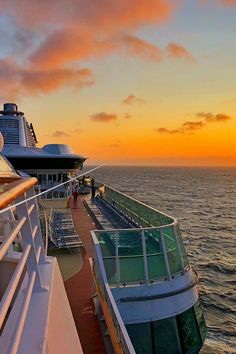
[0,104,207,353]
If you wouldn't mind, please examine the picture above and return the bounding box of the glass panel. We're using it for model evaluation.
[175,225,189,267]
[119,256,145,283]
[126,322,153,354]
[103,257,116,283]
[117,230,142,256]
[145,229,161,253]
[104,186,175,228]
[145,229,167,279]
[147,254,167,279]
[177,306,203,353]
[153,317,182,354]
[97,231,116,256]
[163,226,183,274]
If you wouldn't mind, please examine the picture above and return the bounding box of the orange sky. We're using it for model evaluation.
[0,0,236,165]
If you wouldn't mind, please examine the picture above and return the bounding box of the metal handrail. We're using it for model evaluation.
[102,184,176,223]
[0,177,37,210]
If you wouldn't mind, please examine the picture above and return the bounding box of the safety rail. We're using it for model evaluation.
[0,177,47,353]
[91,232,136,354]
[38,204,48,254]
[99,185,174,227]
[93,225,189,287]
[93,185,189,286]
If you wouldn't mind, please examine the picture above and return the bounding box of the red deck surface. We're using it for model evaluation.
[64,197,106,354]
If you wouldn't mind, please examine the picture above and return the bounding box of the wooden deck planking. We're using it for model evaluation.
[64,196,106,354]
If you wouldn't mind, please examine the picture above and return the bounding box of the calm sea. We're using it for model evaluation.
[87,166,236,354]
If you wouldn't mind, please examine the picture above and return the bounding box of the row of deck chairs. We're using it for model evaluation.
[48,209,83,249]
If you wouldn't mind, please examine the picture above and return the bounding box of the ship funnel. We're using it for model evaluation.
[4,103,18,113]
[1,103,24,116]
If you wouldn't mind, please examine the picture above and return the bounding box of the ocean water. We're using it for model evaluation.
[88,166,236,354]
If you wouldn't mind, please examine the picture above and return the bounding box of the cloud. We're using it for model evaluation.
[154,122,205,134]
[120,34,162,62]
[1,0,173,71]
[0,1,194,97]
[196,112,232,122]
[166,42,194,61]
[52,130,69,138]
[123,94,146,105]
[0,1,172,30]
[154,128,184,134]
[220,0,236,5]
[110,143,121,148]
[74,128,86,134]
[182,121,205,130]
[155,111,232,135]
[90,112,117,122]
[0,58,94,98]
[0,1,197,99]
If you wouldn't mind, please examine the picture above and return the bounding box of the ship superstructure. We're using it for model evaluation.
[0,104,207,353]
[0,103,86,195]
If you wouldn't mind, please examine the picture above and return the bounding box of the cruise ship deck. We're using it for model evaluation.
[65,197,106,354]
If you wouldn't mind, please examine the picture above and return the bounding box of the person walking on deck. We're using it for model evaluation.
[91,178,96,199]
[72,188,78,206]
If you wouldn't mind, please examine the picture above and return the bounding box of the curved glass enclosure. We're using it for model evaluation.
[95,185,189,286]
[92,184,207,354]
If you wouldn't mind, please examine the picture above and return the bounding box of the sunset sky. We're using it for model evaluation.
[0,0,236,166]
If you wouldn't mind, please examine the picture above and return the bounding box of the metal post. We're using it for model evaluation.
[26,188,46,264]
[160,228,171,280]
[141,229,149,284]
[173,224,185,270]
[115,232,120,287]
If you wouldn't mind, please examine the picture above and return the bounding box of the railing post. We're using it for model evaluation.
[173,224,185,270]
[8,208,23,252]
[26,188,46,264]
[115,232,120,287]
[160,228,171,280]
[1,211,14,254]
[141,229,149,284]
[15,193,44,290]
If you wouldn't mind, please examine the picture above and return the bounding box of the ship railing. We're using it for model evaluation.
[91,231,136,354]
[98,184,175,228]
[93,225,189,287]
[38,203,48,254]
[94,184,189,286]
[0,177,48,352]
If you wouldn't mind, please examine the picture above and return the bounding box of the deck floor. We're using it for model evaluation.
[64,196,106,354]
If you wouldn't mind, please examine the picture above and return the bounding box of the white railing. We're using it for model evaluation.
[0,165,103,353]
[0,177,47,353]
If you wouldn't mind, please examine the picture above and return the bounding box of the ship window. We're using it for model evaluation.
[63,174,67,182]
[126,318,182,354]
[53,174,57,182]
[38,174,42,183]
[126,322,153,354]
[177,306,203,353]
[194,300,207,342]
